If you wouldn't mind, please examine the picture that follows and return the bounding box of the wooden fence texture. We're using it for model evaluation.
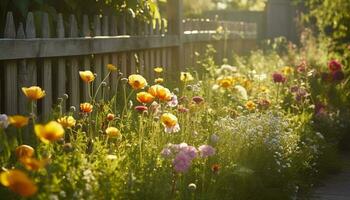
[0,8,256,118]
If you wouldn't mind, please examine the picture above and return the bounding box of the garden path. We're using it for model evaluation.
[310,154,350,200]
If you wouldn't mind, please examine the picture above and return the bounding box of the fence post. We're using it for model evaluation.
[167,0,183,79]
[266,0,298,42]
[4,12,17,115]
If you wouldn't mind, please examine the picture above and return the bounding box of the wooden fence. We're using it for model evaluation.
[0,1,257,118]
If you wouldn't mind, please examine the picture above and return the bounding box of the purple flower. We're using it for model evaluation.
[332,70,345,82]
[198,145,215,158]
[272,72,286,83]
[173,152,192,172]
[290,86,299,93]
[182,146,197,160]
[161,147,172,158]
[0,114,9,129]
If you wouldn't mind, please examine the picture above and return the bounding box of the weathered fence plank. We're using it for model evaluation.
[56,14,66,112]
[82,15,91,102]
[41,13,53,120]
[68,15,80,110]
[17,23,27,115]
[4,12,17,115]
[93,15,103,100]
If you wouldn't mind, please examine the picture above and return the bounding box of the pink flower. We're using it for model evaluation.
[135,105,148,112]
[167,94,178,107]
[178,106,189,113]
[173,152,192,172]
[198,145,215,158]
[328,60,342,72]
[161,147,172,158]
[272,72,286,83]
[182,146,197,160]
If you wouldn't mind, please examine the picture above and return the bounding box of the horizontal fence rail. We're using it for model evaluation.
[0,9,257,118]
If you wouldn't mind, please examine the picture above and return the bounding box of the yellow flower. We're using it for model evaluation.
[0,170,37,197]
[15,145,34,159]
[19,157,49,171]
[22,86,46,100]
[154,78,164,84]
[128,74,148,90]
[260,86,270,93]
[281,66,294,76]
[105,127,122,138]
[107,64,117,71]
[79,70,95,83]
[136,92,155,104]
[217,77,234,88]
[8,115,29,128]
[154,67,163,73]
[180,72,194,82]
[57,116,76,128]
[34,121,64,144]
[161,113,178,128]
[148,85,172,101]
[80,103,93,113]
[245,101,256,111]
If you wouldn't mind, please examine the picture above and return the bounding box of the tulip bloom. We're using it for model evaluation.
[136,92,155,104]
[79,70,95,83]
[22,86,46,100]
[128,74,147,90]
[0,170,37,197]
[34,121,64,144]
[57,116,76,128]
[8,115,29,128]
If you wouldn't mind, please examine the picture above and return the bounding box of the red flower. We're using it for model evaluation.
[211,164,220,173]
[135,106,148,112]
[192,96,204,104]
[272,72,286,83]
[328,60,342,72]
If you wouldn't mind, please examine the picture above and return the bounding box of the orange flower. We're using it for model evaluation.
[128,74,147,90]
[22,86,46,100]
[19,157,49,171]
[0,170,37,197]
[15,145,34,159]
[106,113,115,121]
[8,115,29,128]
[136,92,155,104]
[245,100,256,111]
[105,127,122,138]
[79,70,95,83]
[107,64,117,71]
[217,77,234,88]
[80,103,93,113]
[148,85,172,101]
[34,121,64,144]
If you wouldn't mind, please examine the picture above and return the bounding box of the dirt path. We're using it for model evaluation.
[310,154,350,200]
